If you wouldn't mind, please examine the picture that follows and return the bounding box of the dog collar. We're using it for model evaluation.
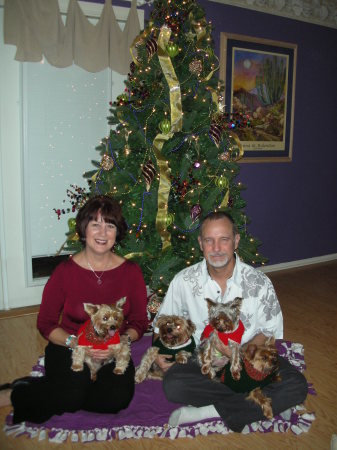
[160,337,193,350]
[242,356,275,381]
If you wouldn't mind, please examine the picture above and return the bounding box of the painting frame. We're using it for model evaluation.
[220,33,297,163]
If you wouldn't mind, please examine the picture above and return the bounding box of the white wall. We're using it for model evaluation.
[0,3,144,309]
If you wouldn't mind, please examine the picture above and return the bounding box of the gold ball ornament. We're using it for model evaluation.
[214,175,228,189]
[165,212,175,227]
[189,59,203,76]
[166,42,179,58]
[100,154,114,171]
[68,218,76,231]
[159,119,171,134]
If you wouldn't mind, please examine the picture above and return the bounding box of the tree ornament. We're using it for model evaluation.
[219,151,230,161]
[165,212,175,227]
[204,47,214,58]
[100,154,114,171]
[116,92,129,105]
[193,161,201,169]
[146,37,158,59]
[166,42,179,58]
[214,175,228,189]
[190,204,202,222]
[68,218,76,231]
[147,294,162,315]
[142,160,156,191]
[159,118,171,134]
[209,121,222,147]
[189,59,203,76]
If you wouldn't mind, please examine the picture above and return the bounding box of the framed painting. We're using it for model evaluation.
[220,33,297,163]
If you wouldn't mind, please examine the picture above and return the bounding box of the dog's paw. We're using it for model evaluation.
[175,351,191,364]
[71,364,84,372]
[134,368,146,383]
[201,364,210,375]
[113,367,126,375]
[262,399,273,419]
[231,369,241,381]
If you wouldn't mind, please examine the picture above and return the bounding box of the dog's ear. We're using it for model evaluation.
[265,336,276,347]
[205,298,217,310]
[186,319,196,335]
[246,343,257,359]
[230,297,242,312]
[156,315,169,328]
[84,303,99,317]
[115,297,127,310]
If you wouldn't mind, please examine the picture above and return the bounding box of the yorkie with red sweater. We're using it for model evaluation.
[71,298,130,381]
[197,297,244,380]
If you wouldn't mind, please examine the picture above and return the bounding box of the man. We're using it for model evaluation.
[153,211,307,432]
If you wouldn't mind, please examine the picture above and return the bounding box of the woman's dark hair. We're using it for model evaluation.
[76,195,127,244]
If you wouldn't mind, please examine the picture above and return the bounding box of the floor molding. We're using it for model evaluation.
[261,253,337,273]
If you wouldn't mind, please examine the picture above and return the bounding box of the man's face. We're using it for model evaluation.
[198,217,240,269]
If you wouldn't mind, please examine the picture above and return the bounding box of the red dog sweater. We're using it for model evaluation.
[201,320,245,345]
[77,320,120,349]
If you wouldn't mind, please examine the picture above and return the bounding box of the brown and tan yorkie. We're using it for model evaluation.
[197,297,245,380]
[71,298,130,381]
[135,315,196,383]
[220,337,281,419]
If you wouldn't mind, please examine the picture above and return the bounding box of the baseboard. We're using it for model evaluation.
[261,253,337,273]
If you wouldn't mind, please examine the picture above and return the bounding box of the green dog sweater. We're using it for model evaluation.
[153,336,196,362]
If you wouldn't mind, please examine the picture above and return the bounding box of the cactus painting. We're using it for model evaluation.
[220,33,297,162]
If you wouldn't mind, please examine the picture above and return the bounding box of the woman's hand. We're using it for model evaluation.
[85,347,113,360]
[155,354,175,372]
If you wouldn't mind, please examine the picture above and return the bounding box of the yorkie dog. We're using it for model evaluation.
[197,297,244,380]
[220,337,281,419]
[71,298,130,381]
[135,315,196,383]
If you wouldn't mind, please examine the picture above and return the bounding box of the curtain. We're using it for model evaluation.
[3,0,140,74]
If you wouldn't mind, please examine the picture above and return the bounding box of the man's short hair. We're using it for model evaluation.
[199,211,238,237]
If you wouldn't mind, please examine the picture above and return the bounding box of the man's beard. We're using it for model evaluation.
[206,252,229,268]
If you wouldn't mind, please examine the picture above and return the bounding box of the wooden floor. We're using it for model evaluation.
[1,261,336,450]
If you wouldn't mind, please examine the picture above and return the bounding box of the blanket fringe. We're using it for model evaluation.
[4,407,316,443]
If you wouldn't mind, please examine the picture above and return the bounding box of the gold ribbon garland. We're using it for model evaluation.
[157,26,183,132]
[152,25,183,250]
[219,177,230,208]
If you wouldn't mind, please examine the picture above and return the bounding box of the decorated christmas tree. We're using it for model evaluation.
[57,0,266,299]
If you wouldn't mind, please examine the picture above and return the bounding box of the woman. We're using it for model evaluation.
[0,195,148,424]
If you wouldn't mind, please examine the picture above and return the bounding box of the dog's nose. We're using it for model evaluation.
[167,327,172,333]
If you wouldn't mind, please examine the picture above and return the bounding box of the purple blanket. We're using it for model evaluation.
[4,337,316,443]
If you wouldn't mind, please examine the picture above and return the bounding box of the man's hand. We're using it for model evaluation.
[213,333,232,358]
[155,354,175,372]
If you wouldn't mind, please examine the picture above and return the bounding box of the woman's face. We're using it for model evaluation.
[85,212,117,254]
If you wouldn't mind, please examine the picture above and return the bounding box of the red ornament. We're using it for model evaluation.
[142,160,156,191]
[146,37,158,59]
[209,121,222,147]
[190,204,202,222]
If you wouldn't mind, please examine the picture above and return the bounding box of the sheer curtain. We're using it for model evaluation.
[3,0,140,74]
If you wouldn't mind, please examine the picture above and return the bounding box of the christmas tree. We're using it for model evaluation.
[57,0,266,299]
